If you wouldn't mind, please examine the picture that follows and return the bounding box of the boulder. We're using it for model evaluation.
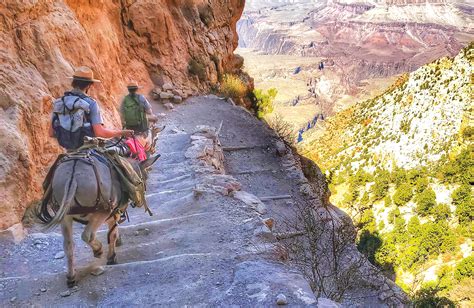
[172,89,183,96]
[173,95,183,103]
[164,102,174,110]
[151,87,162,100]
[160,92,174,99]
[0,223,27,243]
[151,92,160,101]
[253,223,275,241]
[232,191,267,214]
[276,294,288,305]
[162,83,174,91]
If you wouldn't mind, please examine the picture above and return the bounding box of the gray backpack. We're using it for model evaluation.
[52,94,94,150]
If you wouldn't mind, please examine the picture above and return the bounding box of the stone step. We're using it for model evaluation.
[146,174,195,191]
[157,133,191,153]
[154,153,187,165]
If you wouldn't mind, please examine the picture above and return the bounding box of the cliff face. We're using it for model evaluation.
[0,0,245,231]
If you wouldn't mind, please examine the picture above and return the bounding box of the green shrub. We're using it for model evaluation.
[452,184,472,206]
[188,58,206,80]
[439,146,474,184]
[454,256,474,281]
[407,216,421,235]
[343,184,359,205]
[400,119,411,134]
[391,167,407,187]
[413,282,455,308]
[360,192,370,207]
[462,126,474,140]
[415,187,437,216]
[422,221,457,256]
[388,208,400,224]
[393,183,413,206]
[253,88,277,119]
[220,74,247,100]
[384,195,392,207]
[456,201,473,226]
[407,168,426,185]
[375,234,398,270]
[378,220,385,230]
[402,221,457,271]
[437,265,455,291]
[372,170,390,200]
[415,177,429,193]
[358,207,376,232]
[433,203,451,221]
[351,169,373,186]
[452,184,473,225]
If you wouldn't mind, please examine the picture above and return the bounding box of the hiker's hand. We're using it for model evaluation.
[121,129,134,138]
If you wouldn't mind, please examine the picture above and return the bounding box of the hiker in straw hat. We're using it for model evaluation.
[120,80,158,133]
[49,66,134,150]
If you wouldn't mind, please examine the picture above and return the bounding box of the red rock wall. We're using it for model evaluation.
[0,0,244,230]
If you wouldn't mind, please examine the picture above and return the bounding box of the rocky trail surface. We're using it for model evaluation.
[0,96,331,306]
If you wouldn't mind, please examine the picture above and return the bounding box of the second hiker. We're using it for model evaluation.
[120,81,158,134]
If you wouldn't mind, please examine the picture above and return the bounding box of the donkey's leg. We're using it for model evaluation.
[81,213,107,258]
[106,218,119,265]
[116,233,123,247]
[61,216,76,287]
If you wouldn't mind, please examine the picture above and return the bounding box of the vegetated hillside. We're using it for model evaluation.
[0,0,245,231]
[299,43,473,305]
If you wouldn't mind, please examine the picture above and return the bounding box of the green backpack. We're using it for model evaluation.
[121,94,148,132]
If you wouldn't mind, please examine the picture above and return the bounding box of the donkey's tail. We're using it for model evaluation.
[44,178,77,230]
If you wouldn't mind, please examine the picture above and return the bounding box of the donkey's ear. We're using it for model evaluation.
[140,154,160,171]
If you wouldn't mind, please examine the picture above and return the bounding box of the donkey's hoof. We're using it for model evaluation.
[93,248,103,258]
[93,243,103,258]
[107,253,117,265]
[66,276,76,288]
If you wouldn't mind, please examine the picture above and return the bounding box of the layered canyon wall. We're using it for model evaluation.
[237,0,472,115]
[0,0,245,231]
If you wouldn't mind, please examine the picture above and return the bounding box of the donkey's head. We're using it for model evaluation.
[135,154,160,181]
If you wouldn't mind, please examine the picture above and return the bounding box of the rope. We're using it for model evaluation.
[105,136,124,149]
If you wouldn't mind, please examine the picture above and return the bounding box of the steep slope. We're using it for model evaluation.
[301,44,473,171]
[0,0,244,231]
[300,44,473,304]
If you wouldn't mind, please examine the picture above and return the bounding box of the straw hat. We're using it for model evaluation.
[127,81,142,89]
[67,66,101,83]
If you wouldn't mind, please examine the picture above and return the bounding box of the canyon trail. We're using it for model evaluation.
[0,96,331,306]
